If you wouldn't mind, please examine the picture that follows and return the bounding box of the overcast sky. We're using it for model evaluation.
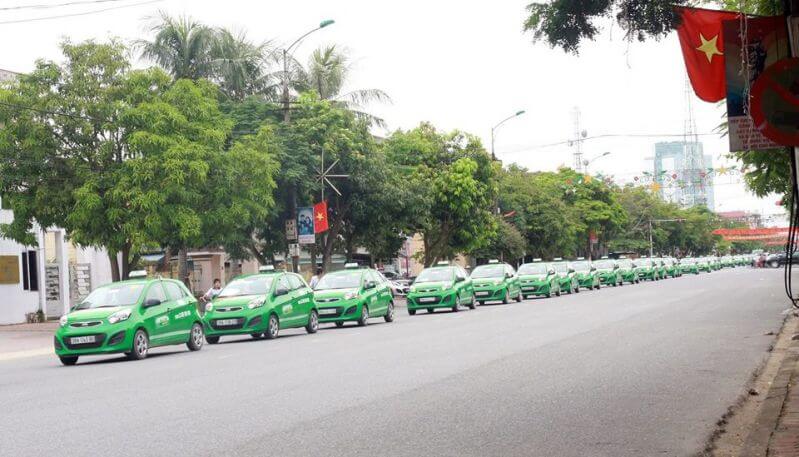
[0,0,786,224]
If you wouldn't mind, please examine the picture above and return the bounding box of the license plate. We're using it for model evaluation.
[475,291,489,297]
[217,319,239,326]
[70,336,95,344]
[418,297,436,303]
[319,308,337,315]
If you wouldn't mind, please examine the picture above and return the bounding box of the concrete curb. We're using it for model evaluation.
[741,324,799,457]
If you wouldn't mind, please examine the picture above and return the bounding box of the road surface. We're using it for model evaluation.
[0,268,789,456]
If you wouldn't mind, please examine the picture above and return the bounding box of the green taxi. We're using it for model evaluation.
[594,259,623,287]
[203,267,318,343]
[680,258,700,275]
[617,258,640,284]
[471,260,523,305]
[697,257,713,273]
[637,258,661,281]
[406,262,475,315]
[664,258,682,278]
[313,263,396,324]
[572,258,601,290]
[552,259,580,294]
[653,258,669,279]
[54,272,205,365]
[517,261,560,298]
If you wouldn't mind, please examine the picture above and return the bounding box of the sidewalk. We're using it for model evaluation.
[768,331,799,457]
[0,322,58,361]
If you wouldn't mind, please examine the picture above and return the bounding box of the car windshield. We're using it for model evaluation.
[471,265,505,279]
[552,263,569,273]
[618,259,632,268]
[75,283,146,309]
[415,268,453,283]
[594,260,613,270]
[572,261,591,272]
[315,271,362,290]
[683,259,695,265]
[218,276,274,297]
[518,264,547,275]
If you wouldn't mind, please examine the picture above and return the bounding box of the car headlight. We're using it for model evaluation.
[205,302,213,312]
[108,309,131,324]
[344,291,359,300]
[247,297,265,309]
[493,279,503,285]
[441,282,453,289]
[59,315,68,327]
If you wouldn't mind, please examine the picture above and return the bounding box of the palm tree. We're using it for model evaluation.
[138,12,216,80]
[305,45,391,127]
[139,13,269,100]
[211,29,271,100]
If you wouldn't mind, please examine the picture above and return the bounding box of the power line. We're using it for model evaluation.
[0,0,162,25]
[0,0,143,11]
[502,132,723,153]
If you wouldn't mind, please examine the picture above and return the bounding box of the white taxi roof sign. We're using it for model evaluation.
[258,265,275,272]
[488,259,500,264]
[128,270,147,279]
[344,263,360,269]
[436,261,450,266]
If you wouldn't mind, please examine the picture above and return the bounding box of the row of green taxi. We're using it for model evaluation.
[53,255,751,365]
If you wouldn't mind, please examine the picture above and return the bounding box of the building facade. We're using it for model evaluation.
[654,141,715,210]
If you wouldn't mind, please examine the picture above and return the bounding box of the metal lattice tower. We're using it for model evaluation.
[571,107,585,172]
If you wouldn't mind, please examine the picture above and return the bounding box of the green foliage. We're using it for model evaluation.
[523,0,685,53]
[383,123,498,266]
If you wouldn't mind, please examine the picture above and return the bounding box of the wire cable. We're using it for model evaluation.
[0,0,161,25]
[0,0,142,11]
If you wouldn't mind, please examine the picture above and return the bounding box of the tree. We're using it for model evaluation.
[384,123,498,266]
[472,217,527,264]
[0,40,163,280]
[523,0,685,53]
[138,12,217,80]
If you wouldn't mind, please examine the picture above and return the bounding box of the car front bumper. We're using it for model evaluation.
[520,281,550,296]
[473,285,507,302]
[317,299,367,322]
[55,323,135,356]
[203,311,269,337]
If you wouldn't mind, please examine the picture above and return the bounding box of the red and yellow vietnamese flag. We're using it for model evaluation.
[676,7,741,102]
[313,201,329,234]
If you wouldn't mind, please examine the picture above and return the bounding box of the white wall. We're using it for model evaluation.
[75,246,114,292]
[0,209,41,325]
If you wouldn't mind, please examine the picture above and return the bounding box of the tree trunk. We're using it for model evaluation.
[108,251,120,282]
[178,248,189,288]
[121,244,132,280]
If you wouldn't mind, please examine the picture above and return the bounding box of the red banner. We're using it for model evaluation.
[313,201,329,234]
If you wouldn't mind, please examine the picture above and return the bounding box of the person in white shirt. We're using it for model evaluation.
[202,278,222,302]
[309,268,322,289]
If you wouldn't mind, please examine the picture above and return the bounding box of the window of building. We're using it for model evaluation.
[21,251,38,291]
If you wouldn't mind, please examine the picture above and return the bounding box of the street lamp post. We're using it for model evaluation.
[281,19,334,273]
[583,151,611,175]
[490,110,525,161]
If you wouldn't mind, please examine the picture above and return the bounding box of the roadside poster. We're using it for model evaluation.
[723,16,789,152]
[297,207,315,245]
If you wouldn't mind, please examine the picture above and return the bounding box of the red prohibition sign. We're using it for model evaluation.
[750,57,799,146]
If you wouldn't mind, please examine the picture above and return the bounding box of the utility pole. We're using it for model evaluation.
[571,107,586,173]
[280,19,335,273]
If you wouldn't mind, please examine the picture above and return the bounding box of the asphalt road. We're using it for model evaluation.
[0,268,790,457]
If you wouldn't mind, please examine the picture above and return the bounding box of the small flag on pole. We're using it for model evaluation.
[314,201,329,234]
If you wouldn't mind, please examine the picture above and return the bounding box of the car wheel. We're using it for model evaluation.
[59,355,78,366]
[384,302,395,322]
[358,306,370,326]
[574,283,580,294]
[555,286,561,297]
[187,323,204,351]
[251,333,264,339]
[770,261,780,268]
[127,329,149,360]
[502,290,510,304]
[335,321,345,327]
[264,314,279,340]
[515,291,523,302]
[478,301,485,306]
[305,310,319,334]
[468,294,477,310]
[452,296,461,312]
[408,309,416,316]
[205,335,220,344]
[427,308,434,314]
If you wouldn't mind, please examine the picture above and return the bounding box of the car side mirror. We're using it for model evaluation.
[548,269,555,275]
[568,268,575,273]
[274,287,289,297]
[590,266,596,271]
[364,281,376,290]
[455,277,465,283]
[143,298,161,308]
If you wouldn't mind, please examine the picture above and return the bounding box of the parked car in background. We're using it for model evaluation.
[471,260,523,305]
[572,258,601,290]
[765,252,799,268]
[313,264,395,326]
[518,261,560,298]
[406,262,475,315]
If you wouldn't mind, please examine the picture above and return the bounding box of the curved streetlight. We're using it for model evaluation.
[282,19,335,122]
[583,151,610,174]
[491,110,526,161]
[282,20,335,274]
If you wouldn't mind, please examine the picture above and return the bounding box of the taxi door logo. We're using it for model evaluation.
[155,316,170,327]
